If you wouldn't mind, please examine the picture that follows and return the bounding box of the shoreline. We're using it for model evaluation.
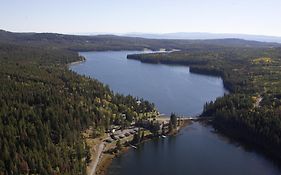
[72,51,281,174]
[68,59,85,66]
[93,118,191,175]
[126,54,232,93]
[68,56,86,67]
[69,52,223,175]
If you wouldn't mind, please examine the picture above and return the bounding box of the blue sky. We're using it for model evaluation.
[1,0,281,36]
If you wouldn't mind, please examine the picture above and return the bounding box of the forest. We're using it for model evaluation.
[1,30,281,174]
[128,47,281,160]
[0,43,155,174]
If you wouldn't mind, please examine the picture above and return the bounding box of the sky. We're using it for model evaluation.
[1,0,281,36]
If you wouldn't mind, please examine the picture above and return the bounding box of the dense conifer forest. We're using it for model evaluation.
[0,42,155,174]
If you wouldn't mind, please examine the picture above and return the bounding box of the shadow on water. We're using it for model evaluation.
[108,122,281,175]
[210,126,281,171]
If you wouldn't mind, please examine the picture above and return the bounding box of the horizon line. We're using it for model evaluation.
[2,29,281,38]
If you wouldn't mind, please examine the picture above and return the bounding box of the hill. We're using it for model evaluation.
[0,30,280,52]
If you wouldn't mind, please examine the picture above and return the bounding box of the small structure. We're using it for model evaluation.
[136,100,141,105]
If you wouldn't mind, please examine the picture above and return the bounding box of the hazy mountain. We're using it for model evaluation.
[0,29,280,50]
[124,32,281,43]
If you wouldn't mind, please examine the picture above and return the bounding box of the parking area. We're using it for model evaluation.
[104,127,140,143]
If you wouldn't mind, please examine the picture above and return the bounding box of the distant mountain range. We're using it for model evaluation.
[123,32,281,44]
[0,29,280,50]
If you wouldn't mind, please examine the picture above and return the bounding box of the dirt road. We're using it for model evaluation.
[88,143,105,175]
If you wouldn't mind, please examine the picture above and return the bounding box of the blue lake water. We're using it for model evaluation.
[71,51,227,116]
[108,123,280,175]
[70,51,281,175]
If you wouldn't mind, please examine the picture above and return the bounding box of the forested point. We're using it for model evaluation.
[128,47,281,160]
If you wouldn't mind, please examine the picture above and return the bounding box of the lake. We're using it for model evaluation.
[71,51,227,116]
[70,51,281,175]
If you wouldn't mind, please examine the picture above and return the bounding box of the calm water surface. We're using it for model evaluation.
[108,123,280,175]
[71,51,226,116]
[70,51,281,175]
